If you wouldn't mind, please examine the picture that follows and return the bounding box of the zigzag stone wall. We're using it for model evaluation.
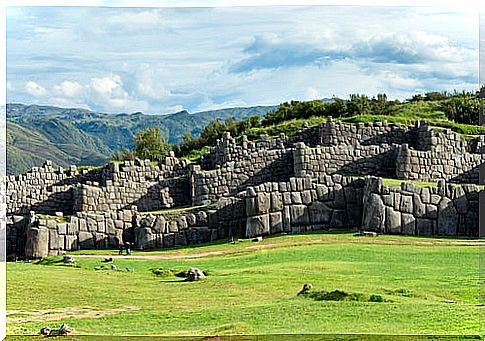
[6,120,484,259]
[362,177,479,236]
[395,144,483,183]
[294,142,397,178]
[244,175,365,237]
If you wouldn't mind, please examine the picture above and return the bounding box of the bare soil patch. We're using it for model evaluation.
[7,305,140,323]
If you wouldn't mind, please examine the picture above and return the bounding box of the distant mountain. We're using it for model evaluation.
[6,103,278,175]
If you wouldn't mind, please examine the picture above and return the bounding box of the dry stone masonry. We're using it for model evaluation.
[6,119,484,259]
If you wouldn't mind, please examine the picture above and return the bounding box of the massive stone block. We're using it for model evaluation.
[25,227,49,259]
[246,214,270,238]
[362,193,385,232]
[269,212,283,234]
[385,207,401,234]
[290,205,310,226]
[437,197,458,235]
[308,201,332,225]
[416,218,434,236]
[401,213,415,235]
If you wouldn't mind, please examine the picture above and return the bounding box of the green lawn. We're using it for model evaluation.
[6,232,484,337]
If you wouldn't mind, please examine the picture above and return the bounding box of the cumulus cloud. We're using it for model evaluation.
[230,31,475,73]
[106,9,164,27]
[53,80,84,98]
[7,7,478,113]
[24,81,47,97]
[88,74,149,112]
[351,31,475,64]
[229,34,338,73]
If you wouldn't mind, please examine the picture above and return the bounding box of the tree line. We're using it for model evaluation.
[113,90,482,163]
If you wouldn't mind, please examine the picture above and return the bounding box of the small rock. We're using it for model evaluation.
[252,236,263,242]
[63,255,75,264]
[186,268,206,281]
[40,326,52,336]
[58,323,72,335]
[55,212,64,217]
[298,283,313,295]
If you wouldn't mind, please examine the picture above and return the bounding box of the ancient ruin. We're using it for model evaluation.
[6,118,484,259]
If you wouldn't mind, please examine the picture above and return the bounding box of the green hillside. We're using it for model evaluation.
[6,104,277,175]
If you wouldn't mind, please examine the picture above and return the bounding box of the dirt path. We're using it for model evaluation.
[72,238,484,261]
[7,306,140,323]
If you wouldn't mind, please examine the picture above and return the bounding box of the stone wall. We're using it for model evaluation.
[6,120,484,259]
[415,123,469,154]
[201,132,291,170]
[7,157,192,216]
[244,175,365,238]
[21,197,245,258]
[192,147,293,205]
[395,144,484,183]
[321,117,416,147]
[294,142,397,178]
[6,161,97,215]
[23,208,137,259]
[362,177,479,236]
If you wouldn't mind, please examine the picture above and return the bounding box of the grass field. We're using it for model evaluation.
[6,232,484,338]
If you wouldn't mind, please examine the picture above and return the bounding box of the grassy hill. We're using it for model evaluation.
[6,232,482,337]
[6,104,277,175]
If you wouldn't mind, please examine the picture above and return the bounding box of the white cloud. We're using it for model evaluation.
[89,74,149,112]
[106,9,164,27]
[24,81,47,97]
[305,87,320,100]
[53,80,84,98]
[7,6,479,113]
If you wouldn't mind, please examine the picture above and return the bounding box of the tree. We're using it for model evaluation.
[111,148,136,161]
[134,127,170,162]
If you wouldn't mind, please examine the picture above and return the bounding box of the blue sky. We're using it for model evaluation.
[6,6,478,114]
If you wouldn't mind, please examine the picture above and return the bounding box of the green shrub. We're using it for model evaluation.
[369,294,384,302]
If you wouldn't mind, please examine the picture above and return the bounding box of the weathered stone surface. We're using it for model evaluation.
[309,201,332,224]
[78,231,95,249]
[362,193,385,232]
[400,195,413,214]
[135,227,155,249]
[385,207,401,234]
[454,186,468,215]
[420,188,431,204]
[437,197,458,235]
[168,221,179,233]
[282,206,291,232]
[269,212,283,234]
[333,184,346,208]
[413,194,426,218]
[246,214,270,238]
[401,213,415,235]
[425,204,438,219]
[270,193,283,212]
[25,227,49,259]
[330,210,347,228]
[163,233,175,248]
[291,192,302,205]
[256,193,270,214]
[416,218,434,236]
[152,216,166,233]
[290,205,310,226]
[175,231,187,246]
